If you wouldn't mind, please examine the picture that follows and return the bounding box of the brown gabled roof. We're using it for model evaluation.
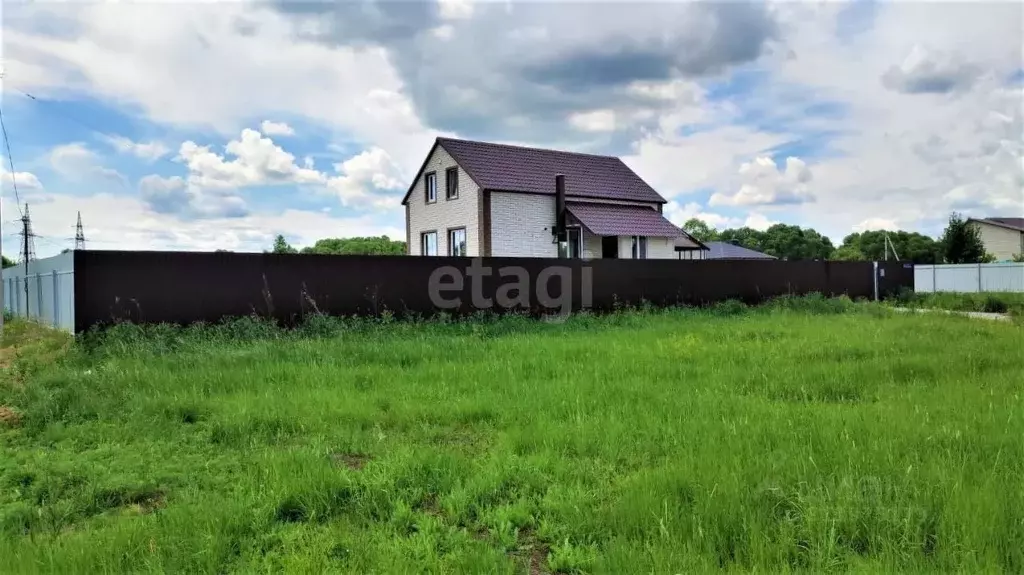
[971,217,1024,232]
[401,137,666,205]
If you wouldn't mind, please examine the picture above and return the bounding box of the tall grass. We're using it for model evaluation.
[894,289,1024,316]
[1,300,1022,573]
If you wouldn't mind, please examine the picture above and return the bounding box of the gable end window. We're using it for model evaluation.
[421,231,438,256]
[445,167,459,200]
[631,236,648,259]
[425,172,437,204]
[448,227,467,256]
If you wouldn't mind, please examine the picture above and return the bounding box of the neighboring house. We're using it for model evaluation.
[703,241,776,260]
[401,137,704,259]
[968,217,1024,261]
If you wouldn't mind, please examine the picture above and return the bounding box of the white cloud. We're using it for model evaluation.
[133,128,403,216]
[177,128,324,190]
[438,0,474,20]
[663,201,778,233]
[664,200,738,230]
[743,213,778,232]
[101,134,169,160]
[327,147,404,209]
[853,217,901,233]
[881,44,980,94]
[259,120,295,137]
[48,143,127,184]
[568,109,617,132]
[624,124,786,198]
[708,156,815,207]
[431,25,455,41]
[0,169,43,190]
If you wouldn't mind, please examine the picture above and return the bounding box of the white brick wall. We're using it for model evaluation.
[616,236,675,259]
[406,144,480,256]
[490,192,558,258]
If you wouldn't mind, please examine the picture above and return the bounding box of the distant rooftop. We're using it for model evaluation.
[972,217,1024,232]
[703,241,776,260]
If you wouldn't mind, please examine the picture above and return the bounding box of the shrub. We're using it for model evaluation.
[982,295,1009,314]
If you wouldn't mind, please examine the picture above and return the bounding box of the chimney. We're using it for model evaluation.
[554,174,567,242]
[729,239,740,246]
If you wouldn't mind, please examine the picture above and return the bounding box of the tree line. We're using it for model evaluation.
[682,212,1010,264]
[266,235,406,256]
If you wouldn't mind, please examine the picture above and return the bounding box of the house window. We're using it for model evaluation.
[631,236,648,259]
[448,227,467,256]
[445,167,459,200]
[421,231,438,256]
[425,172,437,203]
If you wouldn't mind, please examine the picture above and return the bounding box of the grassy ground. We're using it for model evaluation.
[1,299,1023,573]
[894,290,1024,318]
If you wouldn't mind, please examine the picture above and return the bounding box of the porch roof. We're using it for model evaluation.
[566,202,683,238]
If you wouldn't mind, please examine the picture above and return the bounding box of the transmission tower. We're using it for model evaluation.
[75,211,86,250]
[19,204,36,263]
[19,204,36,316]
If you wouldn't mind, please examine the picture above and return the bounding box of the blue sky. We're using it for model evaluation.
[1,0,1020,259]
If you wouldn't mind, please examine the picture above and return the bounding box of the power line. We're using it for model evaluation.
[9,85,182,172]
[0,106,25,217]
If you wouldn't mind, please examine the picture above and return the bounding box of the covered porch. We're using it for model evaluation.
[561,202,705,259]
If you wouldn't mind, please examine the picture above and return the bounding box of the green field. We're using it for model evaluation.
[2,299,1023,573]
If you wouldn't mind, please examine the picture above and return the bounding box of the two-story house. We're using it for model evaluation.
[401,137,706,259]
[968,217,1024,261]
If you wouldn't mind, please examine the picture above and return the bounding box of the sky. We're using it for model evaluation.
[0,0,1021,259]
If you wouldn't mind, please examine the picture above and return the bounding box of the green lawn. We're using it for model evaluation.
[2,301,1023,573]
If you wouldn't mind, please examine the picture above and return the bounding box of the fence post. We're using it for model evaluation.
[977,262,983,293]
[52,270,59,328]
[932,265,936,293]
[873,261,879,301]
[35,273,42,321]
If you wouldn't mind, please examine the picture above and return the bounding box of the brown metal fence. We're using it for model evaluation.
[72,251,913,332]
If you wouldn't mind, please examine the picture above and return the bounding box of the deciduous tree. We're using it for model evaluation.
[939,212,989,264]
[270,235,297,254]
[300,236,406,255]
[681,218,719,243]
[834,230,941,263]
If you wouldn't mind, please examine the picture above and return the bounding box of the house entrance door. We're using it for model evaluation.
[601,236,618,259]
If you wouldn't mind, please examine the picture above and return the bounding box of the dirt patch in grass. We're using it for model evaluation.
[512,527,551,575]
[123,492,166,515]
[0,405,22,427]
[95,486,167,515]
[330,452,371,471]
[416,493,444,517]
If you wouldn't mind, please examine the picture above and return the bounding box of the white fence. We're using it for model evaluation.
[915,263,1024,293]
[2,251,76,332]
